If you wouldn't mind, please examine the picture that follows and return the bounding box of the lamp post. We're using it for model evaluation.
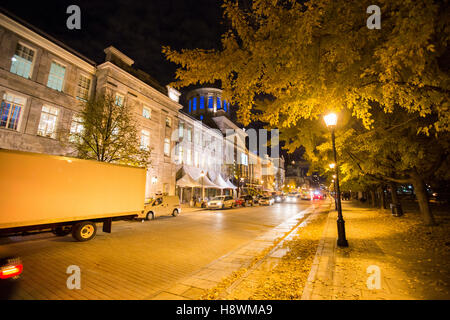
[200,170,205,206]
[324,113,348,247]
[329,163,337,210]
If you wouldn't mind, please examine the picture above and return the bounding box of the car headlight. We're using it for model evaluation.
[276,197,281,201]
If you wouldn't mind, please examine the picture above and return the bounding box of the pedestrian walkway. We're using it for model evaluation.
[302,201,450,300]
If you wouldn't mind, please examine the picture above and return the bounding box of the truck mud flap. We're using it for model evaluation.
[102,218,112,233]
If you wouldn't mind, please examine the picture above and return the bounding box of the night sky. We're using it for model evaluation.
[1,0,304,162]
[2,0,226,86]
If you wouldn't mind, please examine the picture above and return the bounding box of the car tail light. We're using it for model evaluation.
[0,263,23,279]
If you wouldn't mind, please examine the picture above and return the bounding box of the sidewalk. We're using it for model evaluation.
[148,204,321,300]
[302,201,450,300]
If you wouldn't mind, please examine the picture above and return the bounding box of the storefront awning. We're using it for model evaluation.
[176,173,201,188]
[214,174,231,189]
[225,179,237,189]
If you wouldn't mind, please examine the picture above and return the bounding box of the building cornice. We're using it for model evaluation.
[0,12,96,74]
[98,61,183,113]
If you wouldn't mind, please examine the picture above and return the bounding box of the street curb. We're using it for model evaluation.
[221,204,324,299]
[301,201,335,300]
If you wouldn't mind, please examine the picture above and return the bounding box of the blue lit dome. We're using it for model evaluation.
[185,88,230,118]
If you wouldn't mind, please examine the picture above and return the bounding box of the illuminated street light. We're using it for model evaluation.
[329,163,336,169]
[200,170,205,203]
[324,112,348,247]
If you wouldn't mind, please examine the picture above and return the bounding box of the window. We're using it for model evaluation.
[217,97,222,109]
[141,130,150,151]
[76,75,91,101]
[187,148,192,165]
[208,96,213,109]
[69,115,84,142]
[165,117,171,127]
[178,145,183,163]
[189,100,192,113]
[164,138,170,156]
[178,122,184,138]
[200,96,205,109]
[0,93,26,131]
[37,105,59,138]
[194,151,199,167]
[193,97,197,111]
[143,106,151,119]
[115,93,124,106]
[187,128,192,142]
[10,43,35,79]
[47,61,66,91]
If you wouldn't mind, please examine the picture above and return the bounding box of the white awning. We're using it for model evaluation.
[225,179,237,189]
[176,173,201,188]
[197,175,221,188]
[214,174,230,189]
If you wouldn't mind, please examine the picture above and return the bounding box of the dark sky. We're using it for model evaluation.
[2,0,226,86]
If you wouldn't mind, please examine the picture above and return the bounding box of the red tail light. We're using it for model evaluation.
[0,264,23,279]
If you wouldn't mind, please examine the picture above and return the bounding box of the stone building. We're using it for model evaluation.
[0,12,96,155]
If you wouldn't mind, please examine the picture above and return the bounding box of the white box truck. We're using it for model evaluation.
[0,149,147,241]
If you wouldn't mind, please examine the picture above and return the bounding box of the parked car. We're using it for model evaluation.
[274,194,285,203]
[259,196,275,206]
[143,196,181,220]
[0,256,22,299]
[207,196,235,209]
[240,195,255,206]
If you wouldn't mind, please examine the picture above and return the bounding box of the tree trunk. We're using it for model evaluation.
[389,182,403,215]
[411,171,436,226]
[370,189,376,207]
[379,185,386,209]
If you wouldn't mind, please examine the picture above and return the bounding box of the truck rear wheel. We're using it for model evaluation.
[52,226,72,237]
[146,212,154,220]
[172,209,179,217]
[72,221,97,242]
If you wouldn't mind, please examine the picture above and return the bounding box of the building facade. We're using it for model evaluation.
[0,12,181,199]
[0,11,285,202]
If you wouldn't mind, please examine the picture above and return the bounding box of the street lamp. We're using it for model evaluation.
[200,170,205,205]
[324,113,348,247]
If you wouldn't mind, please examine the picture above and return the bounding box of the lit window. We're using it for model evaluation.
[143,106,151,119]
[224,101,228,112]
[187,128,192,142]
[187,148,192,165]
[69,115,84,142]
[10,43,35,79]
[178,145,183,162]
[166,117,171,127]
[194,151,199,167]
[217,97,222,109]
[179,122,184,138]
[0,93,26,131]
[200,96,205,109]
[193,97,197,111]
[76,75,91,101]
[37,105,59,138]
[115,93,124,106]
[164,138,170,156]
[141,130,150,151]
[208,96,213,109]
[189,100,192,113]
[47,61,66,91]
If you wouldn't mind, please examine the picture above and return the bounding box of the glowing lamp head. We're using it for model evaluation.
[324,113,338,127]
[200,171,205,177]
[329,163,336,169]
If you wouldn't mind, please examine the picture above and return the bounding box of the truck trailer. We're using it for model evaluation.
[0,149,146,241]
